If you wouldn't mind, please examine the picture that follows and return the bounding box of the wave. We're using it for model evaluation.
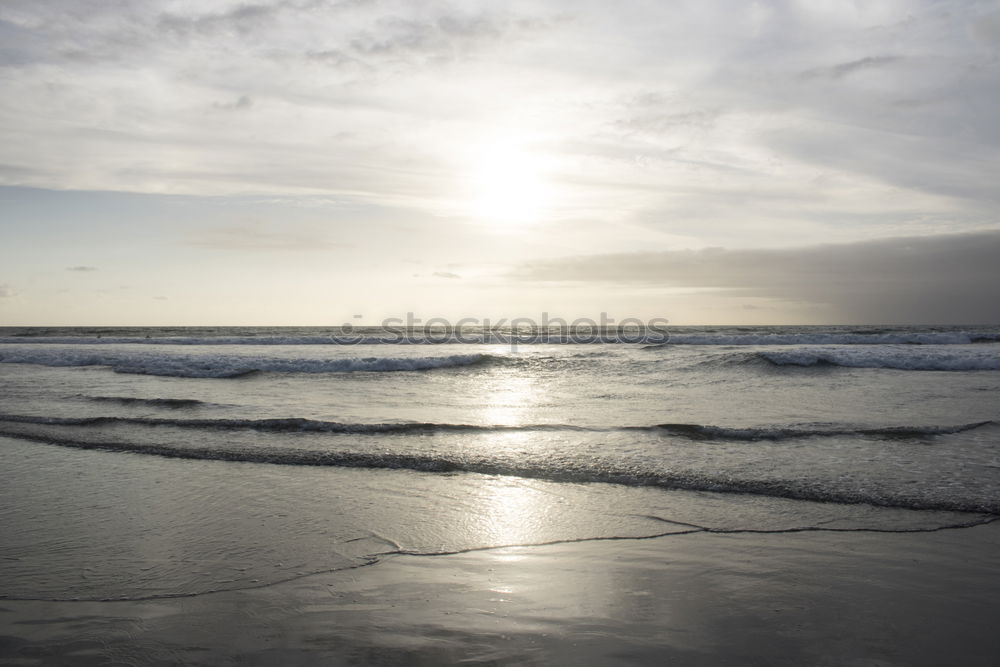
[0,414,991,441]
[655,332,1000,346]
[3,330,998,347]
[755,347,1000,371]
[0,349,496,378]
[5,344,997,378]
[84,396,208,409]
[654,421,995,441]
[0,428,995,514]
[0,333,669,346]
[0,414,583,434]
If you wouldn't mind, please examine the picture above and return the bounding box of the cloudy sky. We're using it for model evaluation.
[1,0,998,325]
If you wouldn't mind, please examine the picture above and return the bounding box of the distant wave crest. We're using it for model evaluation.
[656,332,1000,346]
[0,348,494,377]
[0,334,667,346]
[2,330,998,347]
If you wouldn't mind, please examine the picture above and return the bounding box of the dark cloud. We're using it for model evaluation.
[514,231,1000,324]
[67,266,98,272]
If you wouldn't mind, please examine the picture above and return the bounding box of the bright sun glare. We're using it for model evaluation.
[468,142,550,227]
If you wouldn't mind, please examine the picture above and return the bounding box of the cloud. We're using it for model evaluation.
[1,0,998,253]
[432,271,461,279]
[344,13,552,63]
[155,2,314,41]
[612,93,722,137]
[514,230,1000,324]
[154,0,334,40]
[968,11,1000,51]
[304,48,367,69]
[0,284,15,298]
[67,265,98,272]
[799,55,902,80]
[213,95,253,111]
[186,221,348,251]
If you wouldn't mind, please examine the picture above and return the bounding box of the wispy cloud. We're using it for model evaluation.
[0,284,15,298]
[67,266,98,272]
[186,221,349,251]
[1,0,995,227]
[156,2,291,40]
[344,13,555,64]
[1,1,998,324]
[799,55,902,80]
[432,271,461,279]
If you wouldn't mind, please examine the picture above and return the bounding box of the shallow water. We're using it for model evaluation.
[1,325,998,601]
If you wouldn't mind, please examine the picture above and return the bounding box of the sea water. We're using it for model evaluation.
[1,325,998,601]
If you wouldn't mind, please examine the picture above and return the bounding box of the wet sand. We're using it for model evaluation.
[3,522,1000,666]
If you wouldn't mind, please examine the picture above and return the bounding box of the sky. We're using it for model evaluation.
[1,0,999,325]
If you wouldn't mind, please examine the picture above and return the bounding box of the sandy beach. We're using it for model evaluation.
[3,521,999,666]
[2,329,1000,666]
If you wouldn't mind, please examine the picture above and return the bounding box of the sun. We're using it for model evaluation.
[467,141,550,227]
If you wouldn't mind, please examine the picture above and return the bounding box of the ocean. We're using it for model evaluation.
[2,324,999,604]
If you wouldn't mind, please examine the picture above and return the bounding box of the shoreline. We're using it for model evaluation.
[3,522,1000,666]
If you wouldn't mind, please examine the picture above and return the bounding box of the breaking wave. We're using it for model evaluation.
[655,331,1000,346]
[0,349,497,377]
[0,427,996,514]
[84,396,209,409]
[755,347,1000,371]
[0,333,668,346]
[0,414,991,441]
[653,421,995,441]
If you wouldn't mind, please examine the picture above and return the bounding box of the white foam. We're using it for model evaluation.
[0,347,489,378]
[760,346,1000,371]
[0,334,666,346]
[666,332,998,345]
